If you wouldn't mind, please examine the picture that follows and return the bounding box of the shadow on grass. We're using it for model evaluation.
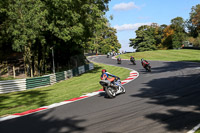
[0,89,49,113]
[0,64,103,116]
[0,109,86,133]
[131,72,200,132]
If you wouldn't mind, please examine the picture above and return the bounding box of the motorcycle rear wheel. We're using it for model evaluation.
[105,87,116,98]
[146,66,151,72]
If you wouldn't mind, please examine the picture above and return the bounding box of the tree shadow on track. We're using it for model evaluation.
[149,61,200,74]
[131,73,200,132]
[0,109,86,133]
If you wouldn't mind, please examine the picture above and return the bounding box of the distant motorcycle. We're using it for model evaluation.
[99,77,125,98]
[117,58,121,64]
[130,57,136,65]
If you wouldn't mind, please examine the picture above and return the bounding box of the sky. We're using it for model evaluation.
[105,0,200,52]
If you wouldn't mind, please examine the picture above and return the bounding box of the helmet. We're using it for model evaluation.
[141,58,144,62]
[102,69,106,73]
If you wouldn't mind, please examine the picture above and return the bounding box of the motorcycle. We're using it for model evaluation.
[117,58,121,64]
[130,57,136,65]
[143,63,151,72]
[99,77,125,98]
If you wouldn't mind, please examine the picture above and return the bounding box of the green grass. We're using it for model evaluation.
[118,49,200,62]
[195,128,200,133]
[0,63,131,117]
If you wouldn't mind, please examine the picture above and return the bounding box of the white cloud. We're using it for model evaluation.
[113,2,140,11]
[114,23,152,31]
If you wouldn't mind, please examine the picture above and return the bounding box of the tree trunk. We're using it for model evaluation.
[13,66,15,78]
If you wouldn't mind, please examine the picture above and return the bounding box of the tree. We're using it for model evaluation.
[161,26,174,49]
[0,0,112,77]
[189,4,200,36]
[2,0,48,77]
[170,17,186,48]
[86,20,121,54]
[100,27,121,54]
[129,25,157,52]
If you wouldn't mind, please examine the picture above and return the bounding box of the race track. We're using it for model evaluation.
[1,55,200,133]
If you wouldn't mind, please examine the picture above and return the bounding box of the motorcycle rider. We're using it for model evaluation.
[130,56,135,61]
[130,56,134,59]
[101,69,117,91]
[117,56,121,63]
[107,52,110,58]
[141,58,149,68]
[101,69,116,82]
[117,56,121,60]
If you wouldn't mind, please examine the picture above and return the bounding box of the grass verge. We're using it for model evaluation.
[196,128,200,133]
[117,49,200,62]
[0,76,16,81]
[0,63,131,117]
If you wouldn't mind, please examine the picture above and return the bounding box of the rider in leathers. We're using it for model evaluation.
[141,58,150,69]
[100,69,116,91]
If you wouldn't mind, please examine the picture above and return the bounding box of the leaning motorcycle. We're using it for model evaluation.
[144,64,151,72]
[117,58,121,64]
[130,58,136,65]
[99,77,125,98]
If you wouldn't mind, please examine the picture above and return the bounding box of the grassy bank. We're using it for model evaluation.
[0,63,131,117]
[0,76,16,81]
[196,128,200,133]
[118,49,200,62]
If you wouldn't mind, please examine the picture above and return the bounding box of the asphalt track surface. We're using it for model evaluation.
[1,56,200,133]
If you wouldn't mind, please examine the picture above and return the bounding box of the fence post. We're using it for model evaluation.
[13,66,15,78]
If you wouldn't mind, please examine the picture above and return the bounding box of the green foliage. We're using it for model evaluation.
[193,34,200,47]
[188,4,200,36]
[171,17,186,48]
[5,0,48,52]
[86,20,121,54]
[0,0,117,76]
[187,4,200,47]
[130,17,188,51]
[129,24,158,52]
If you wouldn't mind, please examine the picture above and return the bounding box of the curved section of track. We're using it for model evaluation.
[1,55,200,133]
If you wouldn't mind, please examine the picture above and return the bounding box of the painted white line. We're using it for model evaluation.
[43,102,71,109]
[188,123,200,133]
[84,92,100,96]
[0,115,20,122]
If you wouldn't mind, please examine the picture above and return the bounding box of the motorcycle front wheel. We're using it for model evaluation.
[121,86,126,93]
[105,87,116,98]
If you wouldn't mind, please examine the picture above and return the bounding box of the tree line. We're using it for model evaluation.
[0,0,120,77]
[130,4,200,52]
